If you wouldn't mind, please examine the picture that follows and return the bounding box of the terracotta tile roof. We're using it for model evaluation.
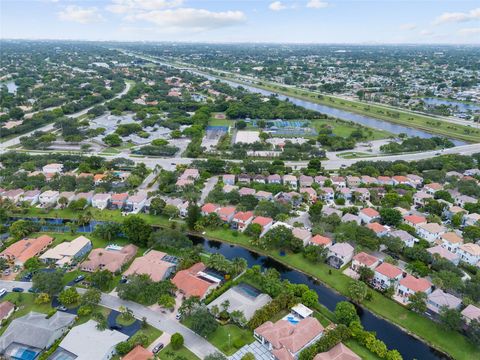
[310,235,332,247]
[360,208,379,218]
[1,235,53,263]
[461,304,480,322]
[80,244,137,273]
[253,216,273,227]
[123,345,153,360]
[441,232,463,244]
[314,342,361,360]
[459,243,480,256]
[217,206,236,220]
[400,275,432,292]
[233,211,254,222]
[201,203,218,214]
[375,262,403,279]
[123,250,175,282]
[111,192,128,201]
[171,262,215,298]
[403,215,427,225]
[367,222,387,234]
[353,252,378,267]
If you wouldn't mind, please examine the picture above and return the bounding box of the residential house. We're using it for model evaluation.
[93,173,106,185]
[80,244,138,273]
[237,174,251,184]
[464,213,480,226]
[309,234,333,248]
[346,176,361,188]
[392,175,410,186]
[397,275,433,300]
[446,171,463,179]
[455,194,477,208]
[92,193,111,210]
[51,320,128,360]
[254,317,324,360]
[440,232,463,252]
[377,176,394,186]
[255,191,273,201]
[110,193,128,210]
[427,245,460,265]
[389,230,418,248]
[313,342,361,360]
[314,175,328,186]
[201,203,219,216]
[299,175,313,188]
[322,207,342,217]
[239,187,256,197]
[427,289,462,315]
[373,262,404,290]
[123,346,154,360]
[300,187,317,202]
[331,176,346,188]
[75,191,94,205]
[40,236,92,266]
[359,208,380,224]
[417,223,446,243]
[367,222,389,237]
[424,182,443,194]
[341,213,361,225]
[42,163,63,174]
[39,190,60,206]
[403,214,427,229]
[0,235,53,266]
[20,190,40,205]
[413,192,434,207]
[461,304,480,325]
[232,211,255,232]
[292,228,312,246]
[406,174,423,188]
[283,175,297,188]
[275,191,302,207]
[180,168,200,181]
[172,262,221,299]
[0,302,15,322]
[457,243,480,266]
[464,169,480,176]
[267,174,281,184]
[360,175,377,185]
[217,206,237,223]
[338,188,352,200]
[123,250,176,282]
[353,188,370,201]
[0,312,76,357]
[223,184,238,193]
[351,252,380,272]
[2,189,24,203]
[126,192,148,213]
[318,187,334,202]
[253,175,266,184]
[327,243,354,268]
[252,216,274,237]
[222,174,235,185]
[444,205,466,220]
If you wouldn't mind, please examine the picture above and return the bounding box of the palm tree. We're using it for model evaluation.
[230,258,247,276]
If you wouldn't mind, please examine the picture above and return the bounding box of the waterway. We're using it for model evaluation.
[10,216,448,360]
[421,97,480,112]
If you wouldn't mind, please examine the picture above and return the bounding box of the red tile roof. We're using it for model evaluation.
[400,275,432,292]
[201,203,218,214]
[233,211,254,222]
[353,252,378,267]
[123,345,153,360]
[253,216,273,227]
[375,262,403,279]
[403,215,427,225]
[360,208,379,218]
[310,235,332,247]
[367,222,387,234]
[171,262,215,298]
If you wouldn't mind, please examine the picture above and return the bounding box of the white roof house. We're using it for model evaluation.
[40,236,92,266]
[42,163,64,174]
[54,320,128,360]
[427,289,462,315]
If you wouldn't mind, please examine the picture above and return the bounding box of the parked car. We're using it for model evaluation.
[3,269,11,276]
[110,324,123,331]
[12,287,24,293]
[175,313,181,320]
[152,343,164,353]
[0,288,7,297]
[28,287,40,293]
[74,275,85,283]
[57,305,68,312]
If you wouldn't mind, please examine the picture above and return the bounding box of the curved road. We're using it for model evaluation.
[0,81,132,150]
[0,279,217,358]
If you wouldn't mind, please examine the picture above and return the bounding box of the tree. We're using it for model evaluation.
[123,215,152,247]
[170,333,184,350]
[301,289,319,307]
[204,352,228,360]
[467,319,480,346]
[407,292,427,313]
[32,271,64,296]
[380,208,402,227]
[34,293,50,305]
[90,270,113,291]
[303,244,328,263]
[244,223,262,238]
[439,307,463,331]
[58,287,80,306]
[158,294,175,309]
[241,353,255,360]
[188,306,218,337]
[81,288,101,306]
[186,203,201,230]
[23,257,42,271]
[335,301,359,326]
[358,267,374,283]
[348,281,368,304]
[0,258,8,271]
[149,197,166,216]
[9,220,39,240]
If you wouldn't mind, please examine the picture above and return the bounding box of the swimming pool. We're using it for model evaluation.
[10,347,40,360]
[236,283,262,298]
[286,316,300,325]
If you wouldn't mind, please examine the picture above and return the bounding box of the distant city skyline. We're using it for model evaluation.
[1,0,479,44]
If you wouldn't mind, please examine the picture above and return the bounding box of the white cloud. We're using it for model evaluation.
[125,8,246,32]
[107,0,183,14]
[269,1,287,11]
[433,8,480,25]
[458,27,480,36]
[419,29,433,36]
[58,5,103,24]
[400,23,417,31]
[306,0,329,9]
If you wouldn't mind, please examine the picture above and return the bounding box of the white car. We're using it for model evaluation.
[0,288,7,298]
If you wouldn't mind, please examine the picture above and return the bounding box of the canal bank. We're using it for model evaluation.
[7,215,472,359]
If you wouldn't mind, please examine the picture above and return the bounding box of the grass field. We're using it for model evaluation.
[209,116,233,127]
[158,344,200,360]
[207,324,255,355]
[311,118,392,140]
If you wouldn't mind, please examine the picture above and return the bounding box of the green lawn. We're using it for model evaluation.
[311,118,392,140]
[135,324,163,346]
[206,324,254,356]
[158,344,200,360]
[116,313,136,326]
[209,115,233,127]
[344,339,383,360]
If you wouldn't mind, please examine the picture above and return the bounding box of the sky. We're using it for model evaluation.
[1,0,479,44]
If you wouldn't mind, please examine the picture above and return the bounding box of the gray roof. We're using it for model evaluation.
[0,311,76,352]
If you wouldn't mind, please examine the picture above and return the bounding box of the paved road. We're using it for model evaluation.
[0,81,132,150]
[0,280,217,358]
[200,176,218,204]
